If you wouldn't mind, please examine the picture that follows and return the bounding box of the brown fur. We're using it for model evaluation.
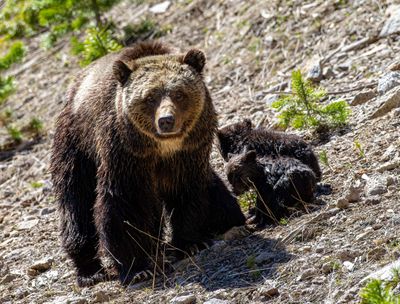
[50,41,245,287]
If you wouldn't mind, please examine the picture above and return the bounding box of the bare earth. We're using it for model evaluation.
[1,1,400,303]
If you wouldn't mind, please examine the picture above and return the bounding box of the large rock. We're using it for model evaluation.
[380,5,400,37]
[370,86,400,119]
[377,72,400,95]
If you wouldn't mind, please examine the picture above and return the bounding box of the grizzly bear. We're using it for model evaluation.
[50,41,245,287]
[217,119,322,181]
[225,150,317,226]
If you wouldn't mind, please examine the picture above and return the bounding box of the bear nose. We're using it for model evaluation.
[158,115,175,133]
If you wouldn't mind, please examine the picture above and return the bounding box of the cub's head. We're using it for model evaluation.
[225,150,259,195]
[113,48,207,150]
[217,119,253,161]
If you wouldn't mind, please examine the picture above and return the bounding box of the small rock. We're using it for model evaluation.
[365,176,388,196]
[343,261,355,271]
[67,298,88,304]
[389,61,400,71]
[377,158,400,172]
[378,72,400,95]
[203,299,230,304]
[365,197,381,205]
[297,268,318,281]
[347,181,364,202]
[30,257,53,271]
[258,286,279,298]
[362,260,400,282]
[337,249,361,262]
[323,67,335,79]
[337,61,352,72]
[0,274,18,284]
[223,226,250,240]
[149,1,171,14]
[386,175,397,186]
[93,291,110,303]
[321,262,334,274]
[379,5,400,37]
[170,294,196,304]
[16,219,39,230]
[40,208,56,216]
[264,35,277,48]
[367,247,387,261]
[255,252,275,264]
[371,86,400,118]
[307,60,323,82]
[336,197,349,209]
[350,90,377,106]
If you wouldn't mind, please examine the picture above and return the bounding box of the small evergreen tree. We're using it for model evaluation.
[271,70,350,131]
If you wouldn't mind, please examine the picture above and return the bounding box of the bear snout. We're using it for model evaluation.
[158,114,175,133]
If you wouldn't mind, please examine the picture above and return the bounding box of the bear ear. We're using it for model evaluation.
[183,49,206,73]
[243,119,253,130]
[113,60,132,85]
[243,150,257,162]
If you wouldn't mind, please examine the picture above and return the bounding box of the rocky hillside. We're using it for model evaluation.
[1,0,400,303]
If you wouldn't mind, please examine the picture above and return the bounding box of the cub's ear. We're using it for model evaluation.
[243,150,257,162]
[183,49,206,73]
[113,60,132,85]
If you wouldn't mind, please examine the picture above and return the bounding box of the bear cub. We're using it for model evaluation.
[217,119,322,181]
[225,150,317,227]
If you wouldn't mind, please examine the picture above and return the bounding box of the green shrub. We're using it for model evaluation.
[71,26,122,66]
[271,70,350,131]
[0,41,25,70]
[238,190,257,212]
[6,125,22,143]
[0,76,15,105]
[360,268,400,304]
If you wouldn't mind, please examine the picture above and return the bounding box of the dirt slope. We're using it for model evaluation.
[1,0,399,303]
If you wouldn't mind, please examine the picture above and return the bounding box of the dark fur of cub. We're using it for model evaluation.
[226,150,316,227]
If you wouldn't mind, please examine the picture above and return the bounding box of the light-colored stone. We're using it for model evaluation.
[376,158,400,172]
[170,294,196,304]
[378,72,400,95]
[16,219,39,230]
[297,268,317,281]
[365,175,388,196]
[362,260,400,283]
[350,90,376,106]
[203,299,230,304]
[371,86,400,119]
[380,5,400,37]
[149,1,171,14]
[343,261,355,271]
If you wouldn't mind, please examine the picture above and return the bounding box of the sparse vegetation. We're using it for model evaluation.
[272,70,350,131]
[354,139,366,158]
[319,149,330,168]
[360,268,400,304]
[71,26,122,66]
[238,190,257,212]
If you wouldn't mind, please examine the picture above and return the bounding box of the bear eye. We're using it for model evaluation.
[174,92,184,101]
[145,95,157,104]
